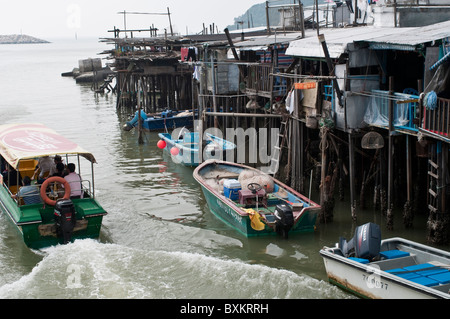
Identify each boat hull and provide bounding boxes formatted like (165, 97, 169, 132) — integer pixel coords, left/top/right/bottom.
(320, 237, 450, 299)
(194, 160, 320, 237)
(143, 115, 194, 131)
(125, 110, 195, 132)
(199, 182, 318, 237)
(0, 186, 106, 250)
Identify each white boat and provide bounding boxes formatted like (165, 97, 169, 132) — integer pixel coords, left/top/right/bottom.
(320, 223, 450, 299)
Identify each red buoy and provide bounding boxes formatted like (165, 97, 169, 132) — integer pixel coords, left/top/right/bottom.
(157, 140, 166, 149)
(170, 147, 179, 155)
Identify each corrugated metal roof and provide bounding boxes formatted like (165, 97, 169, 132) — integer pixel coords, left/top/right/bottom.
(286, 26, 402, 58)
(285, 20, 450, 59)
(234, 32, 303, 48)
(364, 20, 450, 47)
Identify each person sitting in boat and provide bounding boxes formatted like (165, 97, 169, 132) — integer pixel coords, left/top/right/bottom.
(63, 163, 83, 199)
(32, 156, 54, 183)
(14, 176, 42, 205)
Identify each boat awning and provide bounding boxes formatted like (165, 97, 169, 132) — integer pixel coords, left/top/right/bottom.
(0, 123, 96, 169)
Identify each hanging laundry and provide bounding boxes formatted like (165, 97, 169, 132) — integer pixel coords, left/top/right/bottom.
(187, 46, 197, 62)
(286, 89, 295, 114)
(285, 89, 304, 114)
(181, 47, 189, 61)
(193, 65, 201, 81)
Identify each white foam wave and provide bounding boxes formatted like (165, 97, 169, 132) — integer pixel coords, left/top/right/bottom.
(0, 239, 350, 299)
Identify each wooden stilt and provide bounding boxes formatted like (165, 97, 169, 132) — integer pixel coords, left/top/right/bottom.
(348, 133, 357, 221)
(403, 135, 413, 227)
(319, 127, 328, 223)
(387, 76, 394, 230)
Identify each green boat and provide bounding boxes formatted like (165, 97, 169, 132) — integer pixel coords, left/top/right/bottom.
(193, 160, 320, 238)
(0, 123, 107, 249)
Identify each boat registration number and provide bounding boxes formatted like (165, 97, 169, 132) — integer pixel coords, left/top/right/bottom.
(362, 269, 389, 290)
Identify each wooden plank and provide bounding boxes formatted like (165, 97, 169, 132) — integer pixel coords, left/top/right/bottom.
(396, 99, 419, 104)
(428, 171, 439, 179)
(429, 159, 439, 169)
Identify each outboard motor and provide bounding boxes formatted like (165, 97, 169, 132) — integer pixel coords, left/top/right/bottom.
(54, 199, 77, 244)
(339, 222, 381, 260)
(123, 110, 147, 131)
(274, 204, 294, 239)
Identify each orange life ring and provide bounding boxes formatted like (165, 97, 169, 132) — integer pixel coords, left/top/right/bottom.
(40, 176, 71, 206)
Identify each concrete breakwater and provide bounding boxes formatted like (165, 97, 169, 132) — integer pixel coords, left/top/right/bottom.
(0, 34, 49, 44)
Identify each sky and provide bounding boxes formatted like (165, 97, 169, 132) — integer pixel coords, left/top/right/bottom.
(0, 0, 264, 40)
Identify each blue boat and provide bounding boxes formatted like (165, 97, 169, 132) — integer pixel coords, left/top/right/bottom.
(193, 160, 320, 237)
(123, 109, 196, 132)
(157, 130, 236, 167)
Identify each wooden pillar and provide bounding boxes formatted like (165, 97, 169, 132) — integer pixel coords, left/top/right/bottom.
(300, 121, 305, 193)
(348, 132, 357, 220)
(387, 76, 394, 230)
(152, 75, 157, 112)
(403, 135, 413, 227)
(319, 126, 328, 223)
(210, 54, 218, 128)
(137, 78, 143, 144)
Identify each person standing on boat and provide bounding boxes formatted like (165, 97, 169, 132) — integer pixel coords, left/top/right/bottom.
(64, 163, 83, 199)
(14, 176, 42, 205)
(32, 155, 54, 183)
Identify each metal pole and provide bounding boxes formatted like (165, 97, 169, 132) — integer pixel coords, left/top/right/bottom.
(205, 112, 282, 118)
(318, 34, 343, 107)
(167, 7, 174, 36)
(266, 1, 271, 35)
(387, 76, 394, 230)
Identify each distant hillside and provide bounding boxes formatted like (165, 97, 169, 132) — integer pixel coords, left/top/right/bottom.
(227, 0, 315, 30)
(0, 34, 50, 44)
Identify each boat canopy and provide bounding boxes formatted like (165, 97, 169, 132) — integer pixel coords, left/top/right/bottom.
(0, 123, 96, 169)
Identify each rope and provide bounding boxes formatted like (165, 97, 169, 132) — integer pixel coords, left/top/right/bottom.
(319, 118, 335, 129)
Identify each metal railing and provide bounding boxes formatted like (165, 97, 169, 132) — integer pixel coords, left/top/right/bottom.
(9, 179, 94, 207)
(423, 97, 450, 138)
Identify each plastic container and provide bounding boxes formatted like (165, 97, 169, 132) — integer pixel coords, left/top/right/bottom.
(223, 179, 241, 200)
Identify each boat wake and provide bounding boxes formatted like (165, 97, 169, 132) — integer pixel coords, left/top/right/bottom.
(0, 239, 351, 299)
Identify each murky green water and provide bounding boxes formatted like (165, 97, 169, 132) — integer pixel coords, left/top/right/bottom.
(0, 38, 443, 301)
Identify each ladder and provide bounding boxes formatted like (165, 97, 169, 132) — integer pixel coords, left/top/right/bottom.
(428, 144, 439, 215)
(268, 115, 289, 176)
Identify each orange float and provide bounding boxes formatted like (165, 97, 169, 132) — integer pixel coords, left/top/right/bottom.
(40, 176, 71, 206)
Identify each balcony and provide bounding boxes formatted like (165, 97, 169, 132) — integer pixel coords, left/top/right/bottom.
(363, 90, 420, 134)
(422, 96, 450, 139)
(245, 65, 288, 98)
